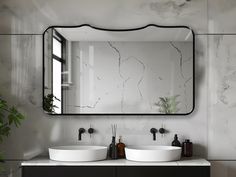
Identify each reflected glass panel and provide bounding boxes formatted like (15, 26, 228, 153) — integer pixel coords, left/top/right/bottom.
(53, 38, 62, 58)
(53, 59, 62, 114)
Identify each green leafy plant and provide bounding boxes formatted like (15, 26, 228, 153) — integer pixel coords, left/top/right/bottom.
(154, 95, 180, 114)
(0, 97, 25, 143)
(0, 96, 25, 173)
(43, 94, 60, 113)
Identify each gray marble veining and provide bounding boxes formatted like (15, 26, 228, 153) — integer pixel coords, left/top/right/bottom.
(208, 0, 236, 33)
(61, 41, 193, 114)
(0, 0, 207, 34)
(208, 35, 236, 160)
(0, 35, 208, 162)
(5, 0, 236, 175)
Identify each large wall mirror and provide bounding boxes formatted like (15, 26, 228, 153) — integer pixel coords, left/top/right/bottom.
(43, 24, 194, 115)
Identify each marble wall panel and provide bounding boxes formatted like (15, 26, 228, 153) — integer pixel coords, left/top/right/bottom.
(208, 35, 236, 160)
(0, 35, 208, 160)
(208, 0, 236, 33)
(0, 0, 207, 34)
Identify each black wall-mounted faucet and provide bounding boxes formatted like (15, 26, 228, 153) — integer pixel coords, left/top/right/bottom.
(159, 127, 166, 134)
(150, 128, 158, 141)
(88, 127, 94, 134)
(88, 127, 94, 138)
(78, 128, 86, 141)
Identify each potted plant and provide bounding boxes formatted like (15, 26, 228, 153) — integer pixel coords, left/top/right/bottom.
(0, 96, 25, 162)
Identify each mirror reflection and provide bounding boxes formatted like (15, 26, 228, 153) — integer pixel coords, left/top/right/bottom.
(43, 25, 194, 115)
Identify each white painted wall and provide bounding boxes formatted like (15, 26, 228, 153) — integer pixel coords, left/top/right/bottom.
(0, 0, 235, 177)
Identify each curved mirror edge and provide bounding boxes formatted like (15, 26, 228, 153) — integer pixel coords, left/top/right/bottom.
(43, 25, 195, 115)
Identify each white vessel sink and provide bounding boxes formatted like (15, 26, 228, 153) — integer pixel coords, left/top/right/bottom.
(49, 145, 108, 162)
(125, 146, 181, 162)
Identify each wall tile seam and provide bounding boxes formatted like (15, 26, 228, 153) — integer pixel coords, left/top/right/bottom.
(196, 33, 236, 35)
(0, 34, 42, 35)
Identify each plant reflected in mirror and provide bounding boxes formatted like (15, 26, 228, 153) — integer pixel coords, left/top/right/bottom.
(154, 95, 180, 114)
(43, 94, 60, 113)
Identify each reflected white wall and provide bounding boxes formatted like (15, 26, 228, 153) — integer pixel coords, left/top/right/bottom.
(64, 41, 193, 114)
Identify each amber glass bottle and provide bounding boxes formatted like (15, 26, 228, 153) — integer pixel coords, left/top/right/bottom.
(182, 139, 193, 157)
(116, 136, 126, 158)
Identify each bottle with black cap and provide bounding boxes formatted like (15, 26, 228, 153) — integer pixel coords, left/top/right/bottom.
(171, 134, 181, 147)
(182, 139, 193, 157)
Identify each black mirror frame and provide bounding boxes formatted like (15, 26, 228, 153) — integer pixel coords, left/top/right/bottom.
(42, 24, 195, 116)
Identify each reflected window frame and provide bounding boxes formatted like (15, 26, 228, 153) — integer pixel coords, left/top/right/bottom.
(52, 30, 66, 114)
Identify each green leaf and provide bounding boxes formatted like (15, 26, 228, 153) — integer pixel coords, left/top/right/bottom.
(154, 95, 180, 114)
(44, 94, 61, 113)
(0, 99, 7, 108)
(0, 95, 25, 145)
(0, 123, 10, 137)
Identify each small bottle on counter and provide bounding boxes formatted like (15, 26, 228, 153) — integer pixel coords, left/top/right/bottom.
(116, 136, 126, 159)
(109, 136, 118, 159)
(171, 134, 181, 147)
(182, 139, 193, 157)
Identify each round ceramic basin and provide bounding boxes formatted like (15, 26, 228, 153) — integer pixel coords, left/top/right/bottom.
(125, 146, 181, 162)
(49, 145, 108, 162)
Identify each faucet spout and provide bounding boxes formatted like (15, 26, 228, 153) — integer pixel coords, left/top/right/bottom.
(150, 128, 158, 141)
(78, 128, 86, 141)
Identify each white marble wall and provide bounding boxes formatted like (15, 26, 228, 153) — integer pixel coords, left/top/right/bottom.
(208, 35, 236, 160)
(207, 1, 236, 176)
(0, 0, 236, 177)
(0, 35, 208, 177)
(208, 0, 236, 33)
(0, 0, 207, 34)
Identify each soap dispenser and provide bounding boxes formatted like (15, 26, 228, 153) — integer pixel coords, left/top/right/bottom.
(171, 134, 181, 147)
(116, 136, 126, 159)
(182, 139, 193, 157)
